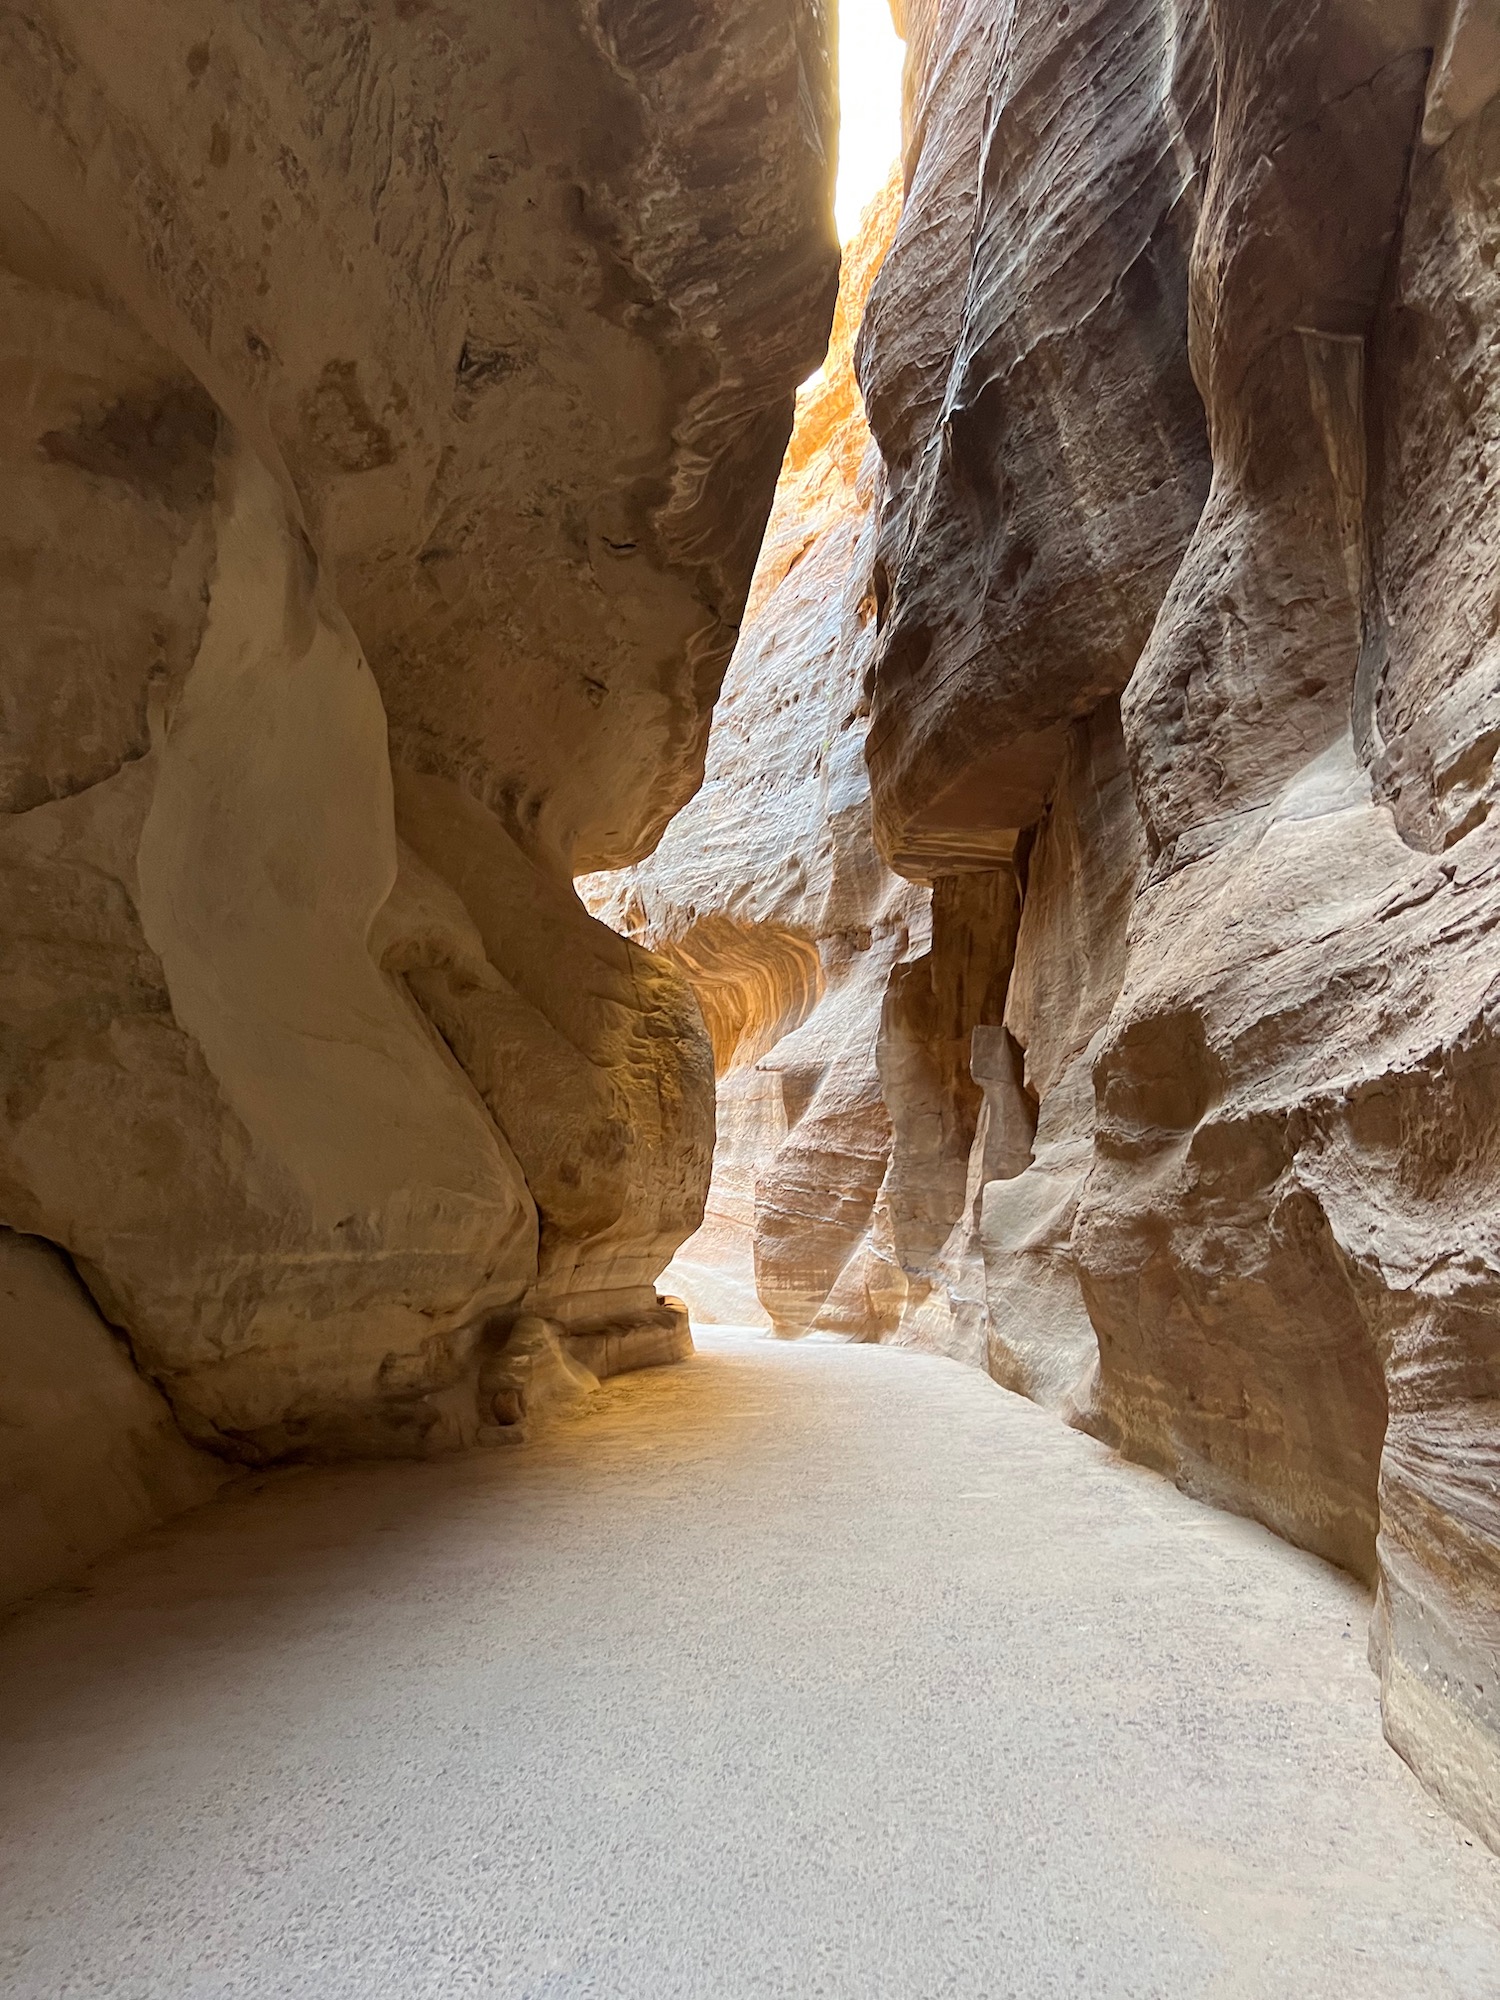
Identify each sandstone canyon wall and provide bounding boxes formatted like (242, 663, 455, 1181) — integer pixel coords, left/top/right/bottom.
(599, 0, 1500, 1852)
(864, 0, 1500, 1855)
(0, 0, 838, 1604)
(584, 174, 1018, 1358)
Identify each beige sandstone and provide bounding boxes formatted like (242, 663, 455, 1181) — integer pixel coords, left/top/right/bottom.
(855, 0, 1213, 875)
(0, 0, 836, 1593)
(851, 0, 1500, 1851)
(1076, 0, 1500, 1853)
(980, 699, 1146, 1412)
(592, 0, 1500, 1856)
(4, 0, 1497, 1877)
(0, 1228, 225, 1606)
(586, 175, 1016, 1352)
(585, 175, 912, 1334)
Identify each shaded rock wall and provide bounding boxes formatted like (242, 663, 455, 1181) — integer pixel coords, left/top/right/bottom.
(981, 698, 1146, 1411)
(853, 0, 1500, 1851)
(0, 1228, 226, 1606)
(0, 0, 836, 1591)
(855, 0, 1214, 872)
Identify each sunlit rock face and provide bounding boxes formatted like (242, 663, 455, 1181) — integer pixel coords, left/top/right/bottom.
(0, 0, 837, 1557)
(584, 174, 1016, 1351)
(856, 0, 1500, 1849)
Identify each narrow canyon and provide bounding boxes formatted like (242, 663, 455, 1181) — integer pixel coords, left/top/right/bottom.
(2, 0, 1499, 1989)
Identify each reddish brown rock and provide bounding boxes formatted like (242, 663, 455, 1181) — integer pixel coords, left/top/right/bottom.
(855, 0, 1213, 874)
(981, 699, 1144, 1410)
(1080, 0, 1500, 1852)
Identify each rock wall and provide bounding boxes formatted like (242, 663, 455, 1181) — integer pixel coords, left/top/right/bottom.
(591, 0, 1500, 1853)
(855, 0, 1500, 1851)
(856, 0, 1214, 873)
(584, 174, 1017, 1352)
(0, 0, 837, 1594)
(0, 1228, 226, 1607)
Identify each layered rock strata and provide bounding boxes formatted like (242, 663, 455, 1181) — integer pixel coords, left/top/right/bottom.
(855, 0, 1214, 873)
(585, 174, 1017, 1352)
(0, 1228, 226, 1608)
(855, 0, 1500, 1851)
(594, 0, 1500, 1855)
(0, 0, 836, 1593)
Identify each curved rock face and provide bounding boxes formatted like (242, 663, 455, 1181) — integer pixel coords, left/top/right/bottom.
(851, 0, 1500, 1849)
(0, 1228, 226, 1606)
(585, 175, 1017, 1349)
(0, 0, 836, 1536)
(1078, 0, 1500, 1855)
(855, 0, 1214, 874)
(980, 697, 1145, 1413)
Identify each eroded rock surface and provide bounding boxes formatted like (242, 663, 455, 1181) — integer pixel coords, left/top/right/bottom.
(0, 0, 836, 1586)
(585, 175, 1016, 1351)
(849, 0, 1500, 1851)
(0, 1229, 225, 1606)
(599, 0, 1500, 1857)
(855, 0, 1213, 873)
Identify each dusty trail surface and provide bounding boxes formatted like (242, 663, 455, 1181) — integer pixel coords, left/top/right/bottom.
(1, 1333, 1496, 1998)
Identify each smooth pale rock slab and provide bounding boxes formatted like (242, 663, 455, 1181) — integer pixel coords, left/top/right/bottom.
(564, 1300, 695, 1381)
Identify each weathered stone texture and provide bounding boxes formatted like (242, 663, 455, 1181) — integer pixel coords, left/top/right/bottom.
(585, 174, 1017, 1349)
(855, 0, 1213, 873)
(981, 699, 1145, 1411)
(0, 1229, 225, 1607)
(849, 0, 1500, 1851)
(0, 0, 836, 1590)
